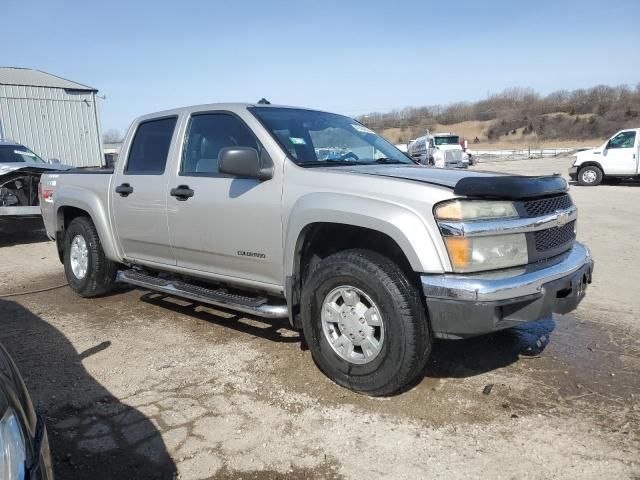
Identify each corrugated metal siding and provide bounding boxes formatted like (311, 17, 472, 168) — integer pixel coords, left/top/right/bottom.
(0, 84, 102, 167)
(0, 67, 96, 91)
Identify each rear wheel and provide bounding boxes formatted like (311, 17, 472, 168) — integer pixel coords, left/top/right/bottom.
(64, 216, 117, 297)
(578, 165, 603, 186)
(301, 249, 431, 396)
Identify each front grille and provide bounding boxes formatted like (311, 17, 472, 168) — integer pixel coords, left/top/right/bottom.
(533, 221, 576, 252)
(523, 194, 573, 217)
(444, 150, 462, 163)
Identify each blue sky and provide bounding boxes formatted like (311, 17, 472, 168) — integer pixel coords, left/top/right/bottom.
(4, 0, 639, 132)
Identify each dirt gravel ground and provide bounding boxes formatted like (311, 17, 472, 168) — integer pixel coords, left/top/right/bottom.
(0, 157, 638, 479)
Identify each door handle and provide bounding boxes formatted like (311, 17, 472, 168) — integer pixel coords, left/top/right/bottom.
(170, 185, 195, 201)
(115, 183, 133, 197)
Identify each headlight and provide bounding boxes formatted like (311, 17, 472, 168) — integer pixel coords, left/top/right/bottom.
(0, 409, 27, 480)
(435, 199, 527, 272)
(443, 233, 528, 273)
(435, 199, 518, 221)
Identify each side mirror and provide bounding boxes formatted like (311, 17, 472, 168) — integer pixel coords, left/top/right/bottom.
(48, 158, 61, 164)
(218, 147, 273, 181)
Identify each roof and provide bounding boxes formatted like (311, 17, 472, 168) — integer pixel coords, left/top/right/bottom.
(134, 102, 335, 124)
(0, 67, 97, 92)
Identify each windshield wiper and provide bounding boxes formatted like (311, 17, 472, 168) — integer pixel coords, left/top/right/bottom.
(299, 160, 359, 168)
(373, 158, 404, 164)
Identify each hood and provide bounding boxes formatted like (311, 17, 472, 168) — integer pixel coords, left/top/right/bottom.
(435, 144, 463, 151)
(576, 146, 600, 158)
(324, 164, 568, 199)
(335, 164, 500, 188)
(0, 162, 72, 177)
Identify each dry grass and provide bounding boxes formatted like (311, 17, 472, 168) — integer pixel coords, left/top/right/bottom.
(380, 118, 607, 149)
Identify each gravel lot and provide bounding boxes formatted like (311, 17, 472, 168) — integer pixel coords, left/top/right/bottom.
(0, 157, 638, 479)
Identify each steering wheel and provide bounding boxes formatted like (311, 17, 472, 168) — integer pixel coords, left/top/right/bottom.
(339, 152, 359, 161)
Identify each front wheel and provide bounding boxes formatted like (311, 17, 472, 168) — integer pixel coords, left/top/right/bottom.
(301, 249, 431, 396)
(64, 216, 117, 297)
(578, 165, 603, 186)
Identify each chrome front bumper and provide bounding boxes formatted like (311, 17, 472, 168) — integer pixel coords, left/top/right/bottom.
(421, 242, 594, 339)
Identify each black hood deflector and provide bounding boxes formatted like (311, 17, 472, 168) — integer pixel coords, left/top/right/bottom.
(338, 164, 569, 200)
(453, 175, 568, 199)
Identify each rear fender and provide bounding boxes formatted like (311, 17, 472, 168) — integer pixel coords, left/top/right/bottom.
(54, 186, 120, 262)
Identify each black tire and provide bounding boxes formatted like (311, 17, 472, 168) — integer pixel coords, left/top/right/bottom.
(301, 249, 431, 396)
(63, 216, 117, 297)
(428, 157, 435, 166)
(578, 165, 603, 186)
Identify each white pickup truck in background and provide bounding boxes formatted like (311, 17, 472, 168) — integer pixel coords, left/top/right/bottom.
(570, 128, 640, 185)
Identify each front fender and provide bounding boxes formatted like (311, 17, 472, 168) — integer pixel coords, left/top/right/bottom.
(283, 192, 446, 277)
(575, 149, 601, 166)
(54, 186, 120, 262)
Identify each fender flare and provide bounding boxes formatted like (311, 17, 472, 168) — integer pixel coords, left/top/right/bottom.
(283, 192, 445, 279)
(54, 186, 120, 262)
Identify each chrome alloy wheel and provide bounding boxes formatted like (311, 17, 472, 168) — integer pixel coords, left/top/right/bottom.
(581, 169, 597, 184)
(70, 234, 89, 279)
(321, 286, 385, 365)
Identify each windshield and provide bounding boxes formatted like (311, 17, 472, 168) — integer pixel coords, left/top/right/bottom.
(0, 145, 46, 163)
(249, 107, 413, 166)
(434, 136, 459, 146)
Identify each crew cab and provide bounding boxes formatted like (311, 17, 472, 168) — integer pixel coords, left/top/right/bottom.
(569, 128, 640, 185)
(40, 103, 593, 396)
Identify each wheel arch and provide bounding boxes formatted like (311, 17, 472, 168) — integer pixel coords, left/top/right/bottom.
(577, 161, 605, 174)
(54, 196, 120, 263)
(283, 193, 444, 327)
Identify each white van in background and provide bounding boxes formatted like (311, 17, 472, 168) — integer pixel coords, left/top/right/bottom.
(570, 128, 640, 185)
(408, 132, 469, 168)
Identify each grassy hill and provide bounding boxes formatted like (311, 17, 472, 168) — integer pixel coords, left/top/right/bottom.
(359, 85, 640, 149)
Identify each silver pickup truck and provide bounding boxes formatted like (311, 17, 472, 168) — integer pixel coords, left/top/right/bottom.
(40, 103, 593, 395)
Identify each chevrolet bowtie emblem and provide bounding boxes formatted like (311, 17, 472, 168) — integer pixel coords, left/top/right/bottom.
(556, 211, 569, 227)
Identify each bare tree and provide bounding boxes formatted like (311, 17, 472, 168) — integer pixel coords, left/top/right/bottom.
(102, 129, 123, 144)
(358, 83, 640, 142)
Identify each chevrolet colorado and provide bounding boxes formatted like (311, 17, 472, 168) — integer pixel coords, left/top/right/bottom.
(40, 103, 594, 395)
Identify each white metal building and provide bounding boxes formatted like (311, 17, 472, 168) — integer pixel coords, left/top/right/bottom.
(0, 67, 103, 167)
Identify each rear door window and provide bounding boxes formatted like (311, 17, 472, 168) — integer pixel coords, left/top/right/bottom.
(125, 117, 177, 174)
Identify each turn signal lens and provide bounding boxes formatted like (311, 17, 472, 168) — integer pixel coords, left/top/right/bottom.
(444, 237, 470, 270)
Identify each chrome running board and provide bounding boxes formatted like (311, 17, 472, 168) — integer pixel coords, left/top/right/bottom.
(117, 270, 288, 319)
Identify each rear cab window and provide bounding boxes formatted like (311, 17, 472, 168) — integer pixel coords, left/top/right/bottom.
(125, 117, 177, 174)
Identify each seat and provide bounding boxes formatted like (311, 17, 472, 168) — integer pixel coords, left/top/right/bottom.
(195, 137, 224, 173)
